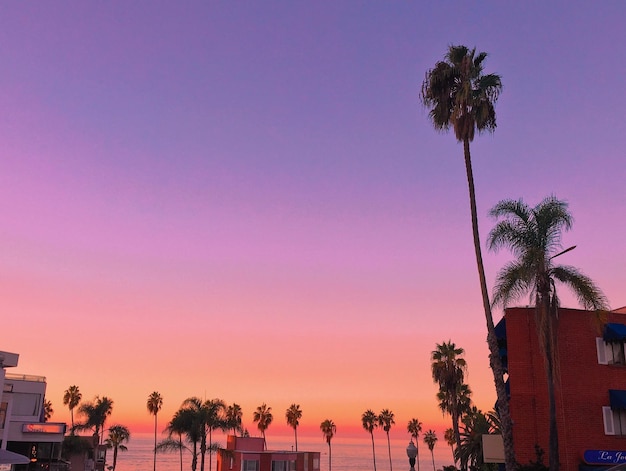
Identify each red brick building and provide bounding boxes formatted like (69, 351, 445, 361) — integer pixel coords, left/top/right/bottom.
(216, 436, 320, 471)
(497, 306, 626, 471)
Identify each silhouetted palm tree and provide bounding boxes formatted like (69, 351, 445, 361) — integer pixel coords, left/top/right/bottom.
(253, 403, 273, 450)
(431, 341, 467, 470)
(78, 396, 113, 444)
(63, 385, 81, 434)
(378, 409, 395, 471)
(444, 428, 455, 464)
(286, 404, 303, 451)
(160, 407, 198, 471)
(147, 391, 163, 471)
(457, 407, 499, 471)
(423, 430, 437, 471)
(182, 397, 225, 471)
(407, 418, 422, 471)
(421, 45, 514, 471)
(362, 409, 378, 471)
(43, 399, 53, 422)
(320, 419, 336, 471)
(488, 196, 609, 471)
(105, 424, 130, 471)
(225, 403, 243, 436)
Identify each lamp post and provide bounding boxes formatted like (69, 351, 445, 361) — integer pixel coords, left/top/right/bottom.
(407, 440, 417, 471)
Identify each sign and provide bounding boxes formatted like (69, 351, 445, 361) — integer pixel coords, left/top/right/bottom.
(22, 423, 66, 434)
(584, 450, 626, 465)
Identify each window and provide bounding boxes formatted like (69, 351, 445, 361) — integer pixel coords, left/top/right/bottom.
(243, 460, 259, 471)
(272, 462, 287, 471)
(11, 393, 41, 416)
(603, 406, 626, 435)
(0, 402, 7, 429)
(597, 338, 626, 365)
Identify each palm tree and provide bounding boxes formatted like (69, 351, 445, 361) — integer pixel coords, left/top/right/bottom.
(488, 196, 609, 471)
(407, 419, 422, 471)
(421, 45, 514, 471)
(285, 404, 303, 451)
(444, 428, 455, 464)
(361, 409, 378, 471)
(161, 407, 200, 471)
(225, 403, 243, 436)
(78, 396, 114, 444)
(105, 424, 130, 471)
(437, 383, 472, 422)
(63, 385, 81, 434)
(43, 399, 53, 422)
(182, 397, 226, 471)
(320, 419, 336, 471)
(378, 409, 395, 471)
(253, 403, 273, 450)
(423, 430, 438, 471)
(457, 407, 499, 471)
(147, 391, 163, 471)
(431, 341, 466, 471)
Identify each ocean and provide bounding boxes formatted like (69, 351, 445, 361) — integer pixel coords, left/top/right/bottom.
(109, 433, 454, 471)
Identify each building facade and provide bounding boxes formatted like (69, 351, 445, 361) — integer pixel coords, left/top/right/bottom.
(216, 436, 321, 471)
(498, 307, 626, 471)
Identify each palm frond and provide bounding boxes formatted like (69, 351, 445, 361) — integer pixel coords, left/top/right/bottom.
(551, 265, 609, 310)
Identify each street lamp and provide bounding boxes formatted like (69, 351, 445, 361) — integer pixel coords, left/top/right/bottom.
(407, 440, 417, 471)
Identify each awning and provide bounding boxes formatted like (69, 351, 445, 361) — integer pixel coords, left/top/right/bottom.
(0, 449, 30, 465)
(604, 323, 626, 342)
(609, 390, 626, 410)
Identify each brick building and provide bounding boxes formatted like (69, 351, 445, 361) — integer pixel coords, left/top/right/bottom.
(497, 306, 626, 471)
(216, 436, 320, 471)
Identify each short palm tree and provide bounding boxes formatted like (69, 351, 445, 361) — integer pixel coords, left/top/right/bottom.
(457, 407, 498, 471)
(161, 407, 200, 471)
(253, 403, 273, 450)
(43, 399, 53, 422)
(105, 424, 130, 471)
(362, 409, 378, 471)
(444, 428, 455, 464)
(63, 385, 81, 434)
(378, 409, 395, 471)
(320, 419, 336, 471)
(78, 396, 114, 444)
(147, 391, 163, 471)
(285, 404, 302, 451)
(225, 403, 243, 436)
(423, 430, 438, 471)
(421, 45, 514, 471)
(407, 418, 422, 471)
(488, 196, 609, 471)
(431, 341, 466, 471)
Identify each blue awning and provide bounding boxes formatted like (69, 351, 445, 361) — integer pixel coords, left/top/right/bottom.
(609, 390, 626, 409)
(604, 323, 626, 342)
(495, 318, 506, 340)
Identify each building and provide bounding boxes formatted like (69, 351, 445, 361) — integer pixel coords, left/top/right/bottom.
(497, 306, 626, 471)
(0, 351, 67, 471)
(216, 436, 321, 471)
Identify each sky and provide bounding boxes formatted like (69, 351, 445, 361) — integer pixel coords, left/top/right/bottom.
(1, 1, 625, 442)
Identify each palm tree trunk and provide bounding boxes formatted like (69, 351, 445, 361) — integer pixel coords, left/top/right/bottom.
(328, 442, 332, 471)
(431, 450, 435, 471)
(463, 137, 516, 471)
(370, 432, 377, 471)
(452, 406, 464, 471)
(387, 432, 393, 471)
(295, 427, 298, 452)
(178, 434, 183, 471)
(154, 413, 158, 471)
(416, 437, 420, 471)
(113, 447, 118, 471)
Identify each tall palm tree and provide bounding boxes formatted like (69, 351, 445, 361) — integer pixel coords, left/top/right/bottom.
(253, 403, 273, 450)
(423, 430, 438, 471)
(285, 404, 303, 451)
(361, 409, 378, 471)
(226, 403, 243, 437)
(444, 428, 456, 464)
(182, 397, 226, 471)
(431, 341, 466, 471)
(378, 409, 395, 471)
(147, 391, 163, 471)
(63, 385, 81, 434)
(105, 424, 130, 471)
(488, 196, 609, 471)
(320, 419, 336, 471)
(43, 399, 53, 422)
(407, 419, 422, 471)
(78, 396, 114, 444)
(161, 407, 200, 471)
(421, 45, 514, 471)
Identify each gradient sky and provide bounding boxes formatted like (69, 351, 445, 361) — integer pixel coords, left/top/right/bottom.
(1, 1, 624, 441)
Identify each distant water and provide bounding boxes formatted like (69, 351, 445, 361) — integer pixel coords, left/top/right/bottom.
(110, 433, 453, 471)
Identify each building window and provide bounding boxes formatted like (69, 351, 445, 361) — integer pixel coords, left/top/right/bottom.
(0, 402, 7, 428)
(597, 338, 626, 365)
(603, 406, 626, 435)
(243, 460, 259, 471)
(11, 393, 41, 416)
(272, 461, 287, 471)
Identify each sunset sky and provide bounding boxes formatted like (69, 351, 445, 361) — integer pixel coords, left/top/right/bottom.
(1, 2, 624, 442)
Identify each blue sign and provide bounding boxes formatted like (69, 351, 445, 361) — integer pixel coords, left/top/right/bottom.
(584, 450, 626, 465)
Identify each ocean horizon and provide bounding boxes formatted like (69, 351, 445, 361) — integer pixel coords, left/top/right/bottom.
(104, 432, 454, 471)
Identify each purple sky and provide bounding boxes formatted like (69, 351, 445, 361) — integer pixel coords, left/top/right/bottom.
(1, 2, 624, 436)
